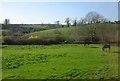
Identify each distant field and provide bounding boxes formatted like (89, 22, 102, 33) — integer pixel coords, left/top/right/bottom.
(2, 44, 118, 79)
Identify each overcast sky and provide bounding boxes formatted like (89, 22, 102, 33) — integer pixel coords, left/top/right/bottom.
(0, 2, 118, 24)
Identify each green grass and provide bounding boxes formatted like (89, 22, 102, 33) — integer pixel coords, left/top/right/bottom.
(22, 26, 77, 38)
(2, 44, 118, 79)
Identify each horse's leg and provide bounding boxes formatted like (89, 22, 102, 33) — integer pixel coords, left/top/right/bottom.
(87, 43, 89, 46)
(109, 47, 110, 52)
(84, 43, 86, 46)
(102, 47, 104, 51)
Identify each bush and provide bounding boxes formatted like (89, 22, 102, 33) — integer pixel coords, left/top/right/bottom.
(3, 36, 66, 45)
(3, 37, 17, 45)
(17, 38, 49, 45)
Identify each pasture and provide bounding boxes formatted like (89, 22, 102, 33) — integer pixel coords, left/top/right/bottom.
(2, 44, 118, 79)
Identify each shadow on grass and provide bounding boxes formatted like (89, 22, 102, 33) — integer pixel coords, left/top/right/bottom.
(89, 46, 99, 48)
(112, 51, 120, 54)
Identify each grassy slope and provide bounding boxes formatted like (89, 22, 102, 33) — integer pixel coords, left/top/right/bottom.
(22, 23, 118, 42)
(22, 26, 77, 38)
(2, 44, 118, 79)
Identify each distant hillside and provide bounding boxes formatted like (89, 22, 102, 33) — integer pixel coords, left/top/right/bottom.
(2, 24, 63, 35)
(22, 23, 119, 43)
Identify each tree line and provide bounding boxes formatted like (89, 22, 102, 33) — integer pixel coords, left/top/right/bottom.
(61, 11, 119, 27)
(3, 11, 120, 27)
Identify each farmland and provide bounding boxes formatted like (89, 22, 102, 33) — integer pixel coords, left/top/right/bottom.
(1, 2, 119, 80)
(2, 44, 118, 79)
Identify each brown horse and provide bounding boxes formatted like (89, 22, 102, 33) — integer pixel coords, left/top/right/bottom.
(84, 41, 90, 46)
(102, 44, 111, 51)
(84, 38, 91, 46)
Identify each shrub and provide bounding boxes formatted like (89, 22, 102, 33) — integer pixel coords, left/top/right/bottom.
(3, 35, 66, 45)
(28, 35, 38, 39)
(3, 37, 17, 45)
(17, 38, 49, 45)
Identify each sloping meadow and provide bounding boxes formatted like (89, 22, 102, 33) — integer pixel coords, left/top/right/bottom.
(22, 23, 118, 43)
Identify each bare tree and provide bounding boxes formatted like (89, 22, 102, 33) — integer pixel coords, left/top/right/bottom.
(55, 20, 60, 25)
(78, 17, 86, 25)
(101, 18, 109, 23)
(4, 19, 10, 24)
(65, 17, 71, 27)
(85, 11, 105, 24)
(73, 18, 77, 26)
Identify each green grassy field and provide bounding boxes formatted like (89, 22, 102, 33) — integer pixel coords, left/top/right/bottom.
(2, 44, 118, 79)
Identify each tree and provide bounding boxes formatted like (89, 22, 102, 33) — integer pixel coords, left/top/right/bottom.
(100, 18, 109, 23)
(4, 19, 10, 24)
(78, 17, 86, 25)
(55, 20, 60, 25)
(72, 18, 77, 26)
(65, 17, 71, 27)
(85, 11, 105, 24)
(114, 21, 118, 24)
(118, 20, 120, 24)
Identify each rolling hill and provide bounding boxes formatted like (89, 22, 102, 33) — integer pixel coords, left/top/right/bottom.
(22, 23, 119, 43)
